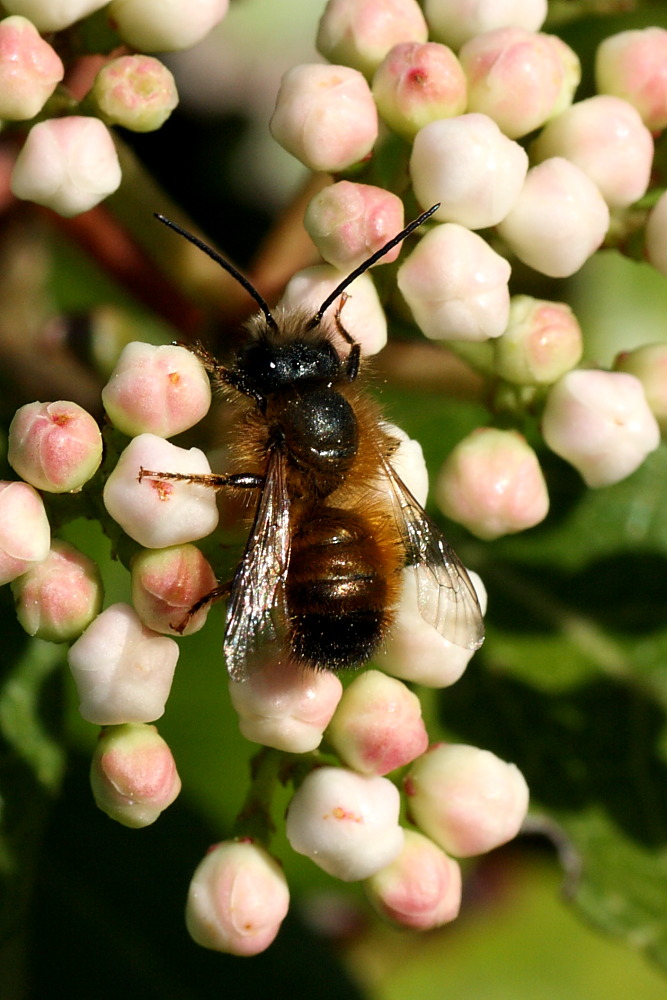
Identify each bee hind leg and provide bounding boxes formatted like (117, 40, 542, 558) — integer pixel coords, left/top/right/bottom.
(171, 580, 232, 634)
(137, 468, 264, 490)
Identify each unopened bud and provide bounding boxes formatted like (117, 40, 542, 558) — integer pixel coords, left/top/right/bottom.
(304, 181, 404, 272)
(404, 743, 529, 857)
(494, 296, 583, 386)
(0, 15, 63, 120)
(92, 55, 178, 133)
(90, 723, 181, 828)
(108, 0, 230, 53)
(8, 400, 102, 493)
(615, 343, 667, 435)
(317, 0, 428, 78)
(424, 0, 547, 50)
(2, 0, 108, 32)
(131, 544, 217, 636)
(0, 481, 50, 586)
(326, 670, 428, 774)
(12, 539, 102, 642)
(595, 27, 667, 132)
(436, 428, 549, 540)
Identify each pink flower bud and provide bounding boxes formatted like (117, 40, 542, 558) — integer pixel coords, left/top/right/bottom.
(0, 481, 50, 586)
(404, 743, 529, 857)
(12, 539, 102, 642)
(2, 0, 108, 32)
(595, 27, 667, 132)
(496, 158, 609, 278)
(68, 602, 179, 724)
(286, 767, 404, 881)
(101, 341, 211, 438)
(365, 829, 461, 929)
(541, 369, 660, 488)
(92, 55, 178, 133)
(383, 567, 487, 687)
(410, 113, 528, 228)
(11, 116, 121, 218)
(615, 343, 667, 434)
(372, 41, 467, 140)
(0, 15, 64, 120)
(103, 434, 219, 549)
(278, 268, 386, 355)
(494, 296, 583, 386)
(8, 400, 102, 493)
(317, 0, 428, 78)
(90, 723, 181, 828)
(644, 191, 667, 278)
(131, 544, 217, 636)
(228, 658, 343, 753)
(326, 670, 428, 775)
(424, 0, 547, 50)
(270, 63, 378, 173)
(436, 428, 549, 540)
(186, 840, 289, 955)
(397, 223, 511, 341)
(458, 27, 579, 139)
(108, 0, 229, 53)
(304, 182, 404, 271)
(531, 96, 653, 209)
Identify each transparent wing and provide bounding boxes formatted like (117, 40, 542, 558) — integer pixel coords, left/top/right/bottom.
(380, 453, 485, 651)
(224, 448, 291, 680)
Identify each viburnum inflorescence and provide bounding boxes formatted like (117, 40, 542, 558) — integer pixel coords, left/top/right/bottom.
(5, 0, 667, 963)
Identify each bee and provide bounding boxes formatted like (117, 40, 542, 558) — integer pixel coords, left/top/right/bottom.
(140, 205, 484, 679)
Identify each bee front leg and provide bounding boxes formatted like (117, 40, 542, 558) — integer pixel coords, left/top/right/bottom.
(137, 468, 265, 490)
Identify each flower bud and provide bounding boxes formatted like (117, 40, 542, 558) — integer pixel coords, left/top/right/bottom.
(278, 268, 386, 355)
(8, 400, 102, 493)
(101, 341, 211, 439)
(0, 481, 50, 586)
(0, 15, 64, 120)
(286, 767, 404, 881)
(108, 0, 229, 53)
(317, 0, 427, 78)
(595, 27, 667, 132)
(410, 113, 528, 229)
(382, 422, 428, 505)
(326, 670, 428, 775)
(11, 117, 121, 218)
(397, 223, 511, 342)
(424, 0, 547, 51)
(531, 95, 653, 209)
(68, 602, 179, 725)
(228, 658, 343, 753)
(496, 158, 609, 279)
(304, 182, 404, 272)
(615, 344, 667, 435)
(131, 544, 217, 636)
(383, 567, 487, 687)
(186, 841, 289, 955)
(103, 434, 219, 549)
(2, 0, 108, 32)
(493, 296, 583, 386)
(92, 55, 178, 133)
(436, 428, 549, 540)
(458, 28, 579, 139)
(12, 539, 102, 642)
(404, 743, 529, 857)
(270, 63, 378, 173)
(365, 829, 461, 929)
(372, 41, 467, 140)
(541, 369, 660, 488)
(90, 723, 181, 828)
(644, 191, 667, 279)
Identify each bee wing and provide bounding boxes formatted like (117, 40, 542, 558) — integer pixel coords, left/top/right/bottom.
(224, 448, 291, 680)
(380, 454, 485, 651)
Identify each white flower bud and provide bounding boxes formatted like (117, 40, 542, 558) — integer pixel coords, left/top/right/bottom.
(108, 0, 229, 53)
(286, 767, 404, 881)
(2, 0, 108, 32)
(317, 0, 428, 79)
(424, 0, 547, 51)
(410, 113, 528, 229)
(0, 481, 50, 586)
(397, 223, 510, 342)
(542, 369, 660, 488)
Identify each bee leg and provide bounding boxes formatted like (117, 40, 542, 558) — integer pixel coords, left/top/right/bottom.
(138, 468, 265, 490)
(171, 580, 233, 634)
(333, 294, 361, 382)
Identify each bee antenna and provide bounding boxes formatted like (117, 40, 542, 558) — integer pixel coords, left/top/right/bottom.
(154, 214, 278, 331)
(307, 203, 440, 329)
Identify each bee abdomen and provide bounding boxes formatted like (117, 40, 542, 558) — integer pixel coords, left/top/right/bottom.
(286, 507, 398, 670)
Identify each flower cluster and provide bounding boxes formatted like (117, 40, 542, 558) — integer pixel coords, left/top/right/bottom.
(269, 0, 667, 540)
(1, 339, 527, 955)
(2, 0, 229, 217)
